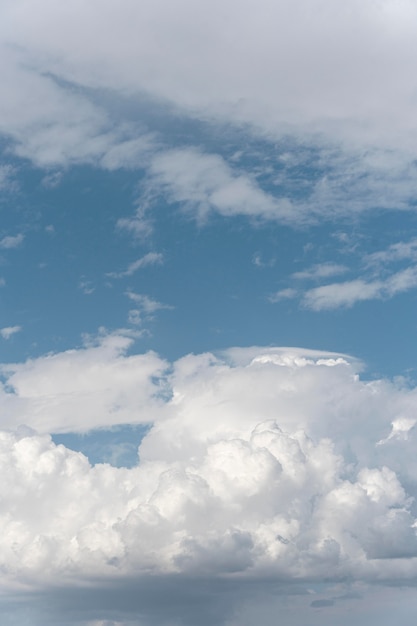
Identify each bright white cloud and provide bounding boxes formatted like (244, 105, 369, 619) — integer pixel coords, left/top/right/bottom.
(1, 345, 417, 596)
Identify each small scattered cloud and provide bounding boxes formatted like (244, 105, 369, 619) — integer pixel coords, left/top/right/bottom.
(0, 164, 18, 192)
(292, 263, 348, 281)
(41, 171, 63, 188)
(252, 253, 275, 268)
(79, 278, 95, 295)
(0, 233, 24, 249)
(271, 239, 417, 311)
(107, 252, 163, 279)
(0, 325, 21, 339)
(126, 291, 173, 326)
(268, 288, 298, 303)
(303, 266, 417, 311)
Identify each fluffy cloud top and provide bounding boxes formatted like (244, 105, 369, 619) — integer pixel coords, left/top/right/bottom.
(1, 340, 417, 598)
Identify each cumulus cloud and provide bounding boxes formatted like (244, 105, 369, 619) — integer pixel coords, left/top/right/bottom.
(2, 345, 417, 593)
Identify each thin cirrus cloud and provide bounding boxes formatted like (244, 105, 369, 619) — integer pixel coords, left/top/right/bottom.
(1, 341, 417, 623)
(106, 252, 164, 279)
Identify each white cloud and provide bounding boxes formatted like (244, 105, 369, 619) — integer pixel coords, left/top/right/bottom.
(292, 263, 348, 281)
(1, 345, 417, 599)
(0, 330, 168, 433)
(0, 164, 17, 192)
(303, 266, 417, 310)
(268, 288, 298, 303)
(2, 0, 417, 152)
(107, 252, 163, 279)
(0, 233, 24, 249)
(365, 237, 417, 267)
(147, 147, 294, 222)
(0, 1, 417, 229)
(0, 326, 21, 340)
(303, 278, 383, 310)
(125, 291, 173, 327)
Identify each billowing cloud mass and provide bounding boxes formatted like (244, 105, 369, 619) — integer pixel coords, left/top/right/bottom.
(2, 2, 417, 624)
(2, 339, 417, 609)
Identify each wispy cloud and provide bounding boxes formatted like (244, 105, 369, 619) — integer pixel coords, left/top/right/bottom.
(0, 233, 24, 249)
(147, 147, 294, 223)
(292, 262, 348, 281)
(0, 325, 21, 339)
(126, 291, 173, 326)
(365, 237, 417, 267)
(107, 252, 163, 279)
(303, 266, 417, 311)
(268, 288, 298, 303)
(271, 239, 417, 311)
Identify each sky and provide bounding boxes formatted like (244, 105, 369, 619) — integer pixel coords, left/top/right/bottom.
(2, 1, 417, 624)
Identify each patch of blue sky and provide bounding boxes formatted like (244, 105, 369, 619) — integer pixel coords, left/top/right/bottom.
(51, 424, 150, 468)
(1, 147, 417, 380)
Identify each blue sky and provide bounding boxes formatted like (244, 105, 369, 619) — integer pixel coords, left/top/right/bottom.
(2, 1, 417, 625)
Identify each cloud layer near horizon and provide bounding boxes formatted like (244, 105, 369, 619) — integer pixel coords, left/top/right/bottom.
(2, 337, 417, 599)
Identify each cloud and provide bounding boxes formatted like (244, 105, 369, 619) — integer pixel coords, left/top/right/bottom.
(292, 263, 348, 281)
(0, 326, 21, 340)
(303, 266, 417, 310)
(125, 292, 173, 327)
(147, 147, 294, 222)
(268, 288, 298, 303)
(2, 344, 417, 621)
(365, 237, 417, 267)
(2, 346, 417, 573)
(0, 164, 17, 192)
(1, 1, 417, 228)
(0, 233, 24, 249)
(3, 0, 417, 153)
(0, 330, 168, 433)
(107, 252, 164, 279)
